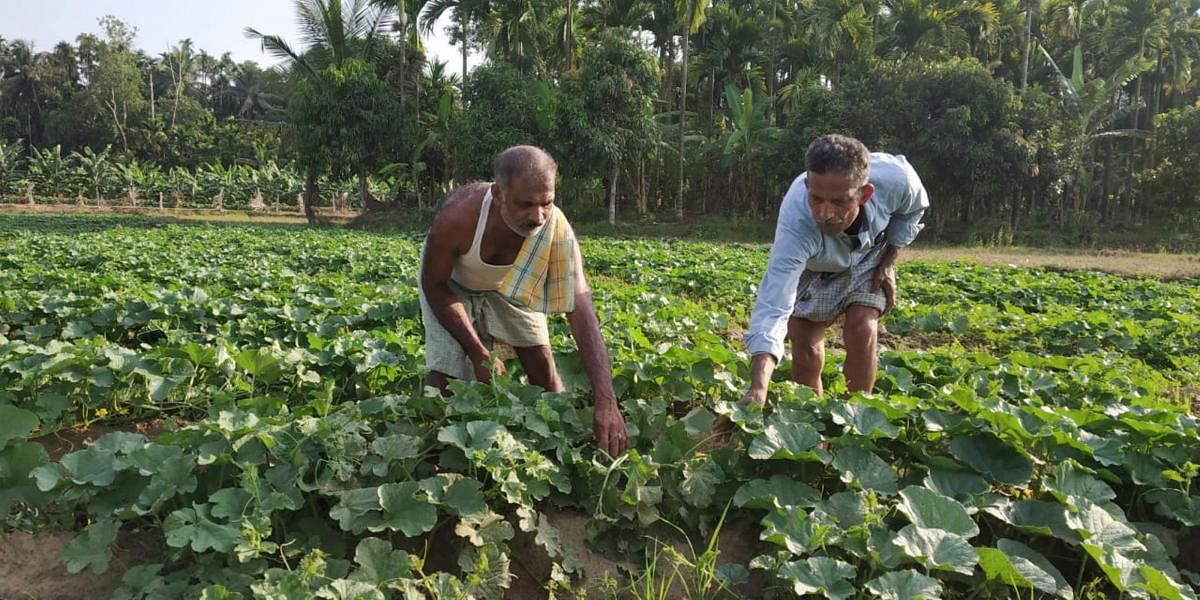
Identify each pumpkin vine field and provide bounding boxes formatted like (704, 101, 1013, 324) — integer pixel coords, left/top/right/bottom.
(1, 214, 1198, 599)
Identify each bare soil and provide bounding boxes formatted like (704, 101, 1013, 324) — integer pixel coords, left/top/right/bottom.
(0, 529, 161, 600)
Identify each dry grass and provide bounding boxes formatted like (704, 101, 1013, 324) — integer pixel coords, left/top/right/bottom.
(4, 204, 1197, 278)
(903, 246, 1200, 279)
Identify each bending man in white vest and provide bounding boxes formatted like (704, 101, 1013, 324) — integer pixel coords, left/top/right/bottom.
(420, 145, 629, 456)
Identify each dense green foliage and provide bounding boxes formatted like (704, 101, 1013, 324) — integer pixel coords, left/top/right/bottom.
(3, 0, 1200, 238)
(1, 213, 1198, 598)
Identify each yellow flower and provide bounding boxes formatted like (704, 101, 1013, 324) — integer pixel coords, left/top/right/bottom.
(95, 408, 110, 418)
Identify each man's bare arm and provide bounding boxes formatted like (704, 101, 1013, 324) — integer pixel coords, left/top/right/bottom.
(421, 199, 494, 381)
(565, 240, 628, 455)
(742, 353, 778, 406)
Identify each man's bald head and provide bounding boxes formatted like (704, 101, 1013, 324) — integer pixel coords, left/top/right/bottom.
(494, 145, 558, 190)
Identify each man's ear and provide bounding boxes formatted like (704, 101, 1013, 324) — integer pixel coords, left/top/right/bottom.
(490, 182, 502, 202)
(858, 183, 875, 205)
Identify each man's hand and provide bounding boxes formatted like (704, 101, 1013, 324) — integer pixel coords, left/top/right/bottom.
(594, 397, 628, 457)
(471, 352, 506, 383)
(871, 246, 899, 316)
(741, 386, 767, 407)
(871, 263, 896, 316)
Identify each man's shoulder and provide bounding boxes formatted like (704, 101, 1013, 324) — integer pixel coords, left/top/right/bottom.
(433, 183, 489, 230)
(868, 153, 925, 200)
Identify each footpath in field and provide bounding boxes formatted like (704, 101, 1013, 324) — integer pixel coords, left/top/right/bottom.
(1, 213, 1199, 599)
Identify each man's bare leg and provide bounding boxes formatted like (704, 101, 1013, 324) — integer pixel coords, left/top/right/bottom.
(514, 345, 564, 392)
(788, 316, 829, 396)
(426, 371, 451, 396)
(842, 304, 881, 393)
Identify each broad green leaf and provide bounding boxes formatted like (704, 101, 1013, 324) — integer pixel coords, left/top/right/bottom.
(455, 511, 514, 547)
(680, 457, 723, 507)
(0, 405, 39, 448)
(209, 488, 252, 521)
(733, 476, 819, 509)
(760, 508, 815, 554)
(747, 422, 821, 461)
(1144, 489, 1200, 527)
(440, 478, 487, 517)
(61, 518, 119, 574)
(316, 579, 385, 600)
(1135, 565, 1197, 600)
(897, 486, 979, 537)
(833, 446, 898, 495)
(984, 499, 1081, 543)
(778, 557, 856, 600)
(679, 407, 716, 435)
(1044, 460, 1116, 504)
(377, 482, 437, 537)
(371, 434, 421, 461)
(0, 441, 49, 513)
(977, 539, 1073, 599)
(816, 491, 867, 528)
(830, 403, 899, 439)
(61, 447, 117, 487)
(329, 487, 383, 533)
(894, 524, 978, 575)
(163, 503, 239, 553)
(949, 432, 1033, 485)
(1067, 500, 1143, 555)
(865, 569, 943, 600)
(924, 468, 989, 501)
(350, 538, 411, 587)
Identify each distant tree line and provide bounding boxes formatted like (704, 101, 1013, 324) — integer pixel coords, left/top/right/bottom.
(2, 0, 1200, 243)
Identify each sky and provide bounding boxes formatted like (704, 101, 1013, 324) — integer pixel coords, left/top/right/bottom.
(0, 0, 482, 73)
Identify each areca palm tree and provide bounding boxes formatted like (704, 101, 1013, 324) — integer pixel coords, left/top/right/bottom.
(478, 0, 546, 71)
(799, 0, 876, 85)
(691, 4, 768, 128)
(421, 0, 490, 81)
(675, 0, 710, 220)
(0, 40, 49, 146)
(1160, 0, 1200, 108)
(878, 0, 1000, 61)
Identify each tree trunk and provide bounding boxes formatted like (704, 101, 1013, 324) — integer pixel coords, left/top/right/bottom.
(359, 172, 372, 211)
(461, 15, 470, 83)
(1019, 7, 1031, 93)
(608, 160, 619, 225)
(675, 24, 690, 221)
(303, 168, 319, 224)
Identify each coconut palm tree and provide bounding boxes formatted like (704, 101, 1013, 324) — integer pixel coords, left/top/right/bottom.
(245, 0, 390, 77)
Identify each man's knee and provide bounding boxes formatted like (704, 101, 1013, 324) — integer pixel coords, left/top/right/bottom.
(843, 306, 879, 346)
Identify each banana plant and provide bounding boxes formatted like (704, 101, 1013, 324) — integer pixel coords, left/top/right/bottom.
(720, 84, 782, 216)
(168, 167, 200, 205)
(73, 146, 115, 202)
(1039, 42, 1153, 218)
(0, 139, 25, 197)
(28, 145, 73, 199)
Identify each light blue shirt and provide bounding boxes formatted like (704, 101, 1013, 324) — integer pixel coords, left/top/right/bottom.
(744, 153, 929, 361)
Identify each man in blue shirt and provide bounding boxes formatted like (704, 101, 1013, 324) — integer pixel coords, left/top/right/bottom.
(741, 134, 929, 405)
